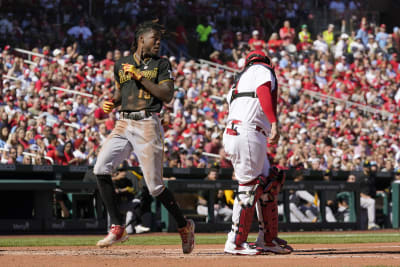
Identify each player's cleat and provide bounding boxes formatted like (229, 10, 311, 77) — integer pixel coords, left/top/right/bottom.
(368, 223, 380, 230)
(178, 219, 195, 254)
(96, 224, 129, 248)
(224, 240, 261, 255)
(273, 237, 294, 252)
(135, 224, 151, 234)
(254, 240, 291, 254)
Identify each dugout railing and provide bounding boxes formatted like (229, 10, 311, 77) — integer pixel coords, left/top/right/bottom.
(161, 180, 361, 232)
(0, 164, 398, 234)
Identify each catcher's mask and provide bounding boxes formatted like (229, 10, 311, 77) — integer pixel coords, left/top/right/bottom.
(245, 50, 271, 67)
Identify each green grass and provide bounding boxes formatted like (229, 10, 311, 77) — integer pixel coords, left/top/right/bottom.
(1, 232, 400, 247)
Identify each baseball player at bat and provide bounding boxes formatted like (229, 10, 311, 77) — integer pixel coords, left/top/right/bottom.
(223, 50, 291, 255)
(94, 20, 195, 253)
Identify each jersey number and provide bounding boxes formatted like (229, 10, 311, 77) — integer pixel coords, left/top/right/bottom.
(138, 88, 151, 99)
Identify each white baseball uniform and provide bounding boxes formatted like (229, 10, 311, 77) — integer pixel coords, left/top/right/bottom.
(223, 64, 277, 184)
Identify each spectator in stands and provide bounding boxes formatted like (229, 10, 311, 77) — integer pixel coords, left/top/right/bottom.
(356, 22, 369, 46)
(0, 13, 13, 35)
(204, 131, 221, 154)
(298, 25, 312, 44)
(175, 20, 189, 61)
(376, 24, 389, 50)
(1, 146, 17, 164)
(323, 24, 335, 46)
(0, 126, 9, 148)
(100, 51, 114, 70)
(349, 36, 365, 54)
(0, 112, 9, 130)
(279, 20, 295, 46)
(329, 0, 346, 19)
(94, 99, 109, 125)
(392, 27, 400, 52)
(209, 29, 223, 52)
(16, 127, 29, 150)
(232, 31, 247, 61)
(218, 148, 232, 168)
(267, 33, 283, 56)
(334, 33, 349, 59)
(196, 17, 213, 59)
(67, 19, 93, 43)
(248, 30, 267, 52)
(382, 158, 394, 172)
(22, 154, 32, 165)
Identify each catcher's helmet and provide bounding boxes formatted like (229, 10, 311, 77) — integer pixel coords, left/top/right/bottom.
(245, 50, 271, 67)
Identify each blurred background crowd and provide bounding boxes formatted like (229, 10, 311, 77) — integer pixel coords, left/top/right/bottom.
(0, 0, 400, 175)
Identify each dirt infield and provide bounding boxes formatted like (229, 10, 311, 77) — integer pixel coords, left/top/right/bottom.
(1, 242, 400, 267)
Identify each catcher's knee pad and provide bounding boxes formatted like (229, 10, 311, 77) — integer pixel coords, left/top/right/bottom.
(258, 167, 286, 195)
(257, 168, 284, 203)
(232, 182, 263, 245)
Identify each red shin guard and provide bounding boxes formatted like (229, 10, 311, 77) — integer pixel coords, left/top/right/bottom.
(258, 167, 285, 244)
(262, 199, 278, 244)
(234, 185, 263, 245)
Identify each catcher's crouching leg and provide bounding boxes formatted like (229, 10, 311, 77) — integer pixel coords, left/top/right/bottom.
(225, 181, 263, 255)
(254, 168, 293, 254)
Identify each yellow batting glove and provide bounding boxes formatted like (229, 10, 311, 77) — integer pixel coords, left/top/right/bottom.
(122, 63, 143, 81)
(103, 100, 114, 114)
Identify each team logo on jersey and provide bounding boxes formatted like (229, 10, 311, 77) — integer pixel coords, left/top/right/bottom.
(118, 68, 158, 84)
(141, 68, 158, 80)
(119, 70, 132, 84)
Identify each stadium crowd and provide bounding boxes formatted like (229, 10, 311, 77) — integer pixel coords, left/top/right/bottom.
(0, 0, 399, 177)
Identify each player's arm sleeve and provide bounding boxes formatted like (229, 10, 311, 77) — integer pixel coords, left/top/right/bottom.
(157, 58, 174, 85)
(256, 80, 277, 123)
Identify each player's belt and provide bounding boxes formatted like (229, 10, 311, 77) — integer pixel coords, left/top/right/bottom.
(225, 120, 267, 137)
(119, 110, 152, 120)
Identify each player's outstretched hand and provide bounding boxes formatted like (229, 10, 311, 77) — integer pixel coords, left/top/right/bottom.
(103, 100, 114, 114)
(122, 63, 143, 81)
(268, 122, 280, 145)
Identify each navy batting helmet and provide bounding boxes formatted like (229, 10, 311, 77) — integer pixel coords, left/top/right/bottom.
(245, 50, 271, 67)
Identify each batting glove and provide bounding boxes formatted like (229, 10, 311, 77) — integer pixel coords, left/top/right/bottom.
(103, 100, 114, 114)
(122, 63, 143, 81)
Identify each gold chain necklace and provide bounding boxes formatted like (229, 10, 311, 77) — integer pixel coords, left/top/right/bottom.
(134, 53, 152, 69)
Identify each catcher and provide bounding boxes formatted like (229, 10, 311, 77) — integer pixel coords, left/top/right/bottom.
(223, 50, 292, 255)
